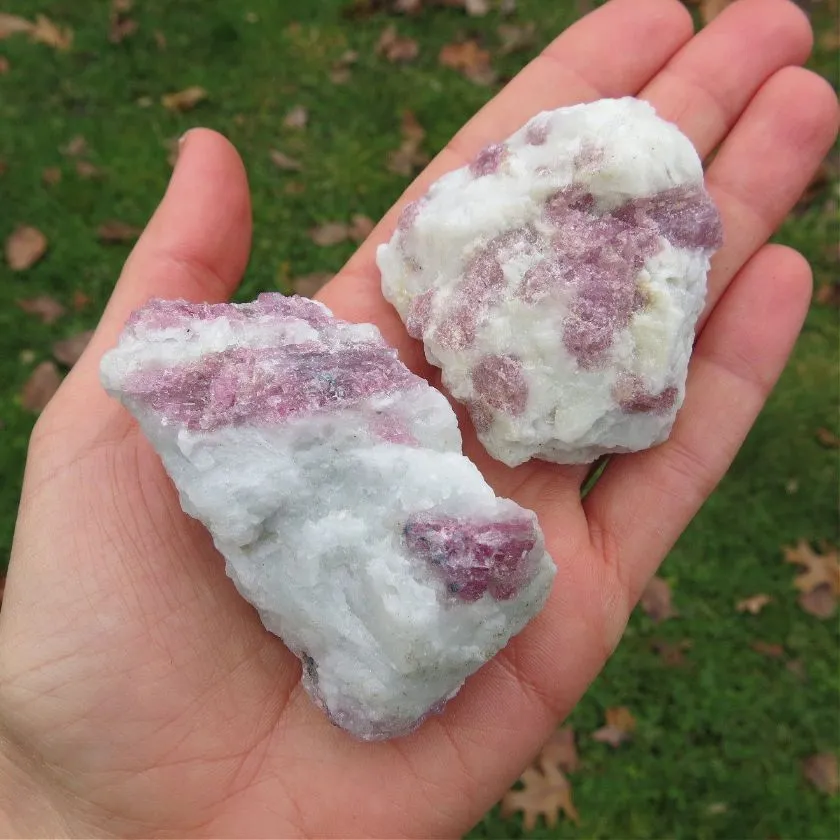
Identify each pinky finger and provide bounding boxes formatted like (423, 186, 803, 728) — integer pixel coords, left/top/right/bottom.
(582, 243, 812, 612)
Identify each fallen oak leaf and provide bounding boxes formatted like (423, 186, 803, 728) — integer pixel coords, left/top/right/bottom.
(348, 214, 375, 242)
(76, 160, 104, 179)
(650, 637, 692, 667)
(439, 40, 495, 85)
(815, 427, 840, 448)
(283, 105, 309, 129)
(376, 24, 419, 63)
(42, 167, 62, 186)
(802, 753, 839, 795)
(0, 56, 9, 73)
(97, 220, 142, 243)
(464, 0, 490, 15)
(537, 727, 578, 774)
(0, 13, 32, 39)
(30, 14, 73, 50)
(73, 290, 92, 311)
(5, 225, 48, 271)
(500, 765, 579, 829)
(330, 49, 358, 84)
(750, 640, 785, 658)
(53, 331, 94, 367)
(162, 86, 208, 112)
(736, 594, 773, 615)
(269, 149, 303, 172)
(592, 706, 636, 748)
(784, 540, 840, 596)
(17, 296, 65, 325)
(387, 109, 429, 176)
(61, 135, 88, 157)
(639, 575, 677, 623)
(496, 21, 536, 55)
(308, 222, 350, 247)
(798, 585, 836, 619)
(21, 362, 61, 413)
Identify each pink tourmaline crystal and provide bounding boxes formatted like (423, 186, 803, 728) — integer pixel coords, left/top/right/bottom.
(378, 98, 723, 465)
(100, 294, 556, 741)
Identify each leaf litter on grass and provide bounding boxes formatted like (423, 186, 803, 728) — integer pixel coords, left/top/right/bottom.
(592, 706, 636, 748)
(21, 362, 61, 412)
(5, 226, 47, 271)
(639, 575, 677, 622)
(17, 296, 65, 325)
(500, 727, 580, 828)
(387, 110, 429, 176)
(784, 540, 839, 619)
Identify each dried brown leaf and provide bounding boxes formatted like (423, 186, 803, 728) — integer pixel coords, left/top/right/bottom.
(270, 150, 303, 171)
(650, 638, 692, 667)
(5, 225, 48, 271)
(308, 222, 349, 247)
(639, 576, 677, 623)
(292, 272, 333, 298)
(750, 640, 785, 658)
(75, 160, 103, 179)
(439, 40, 495, 85)
(387, 109, 429, 176)
(592, 706, 636, 748)
(21, 361, 61, 412)
(31, 15, 73, 50)
(736, 593, 772, 615)
(377, 24, 419, 63)
(349, 213, 375, 242)
(815, 427, 840, 448)
(330, 49, 358, 84)
(537, 727, 578, 774)
(42, 166, 62, 186)
(784, 540, 840, 596)
(53, 331, 94, 367)
(699, 0, 733, 25)
(109, 15, 138, 44)
(802, 753, 839, 794)
(497, 21, 536, 55)
(73, 290, 91, 311)
(17, 296, 65, 325)
(0, 56, 9, 73)
(464, 0, 490, 15)
(61, 135, 88, 157)
(0, 13, 32, 39)
(500, 765, 579, 830)
(162, 86, 208, 112)
(283, 105, 309, 129)
(284, 181, 306, 195)
(154, 29, 167, 50)
(799, 584, 836, 619)
(97, 220, 142, 244)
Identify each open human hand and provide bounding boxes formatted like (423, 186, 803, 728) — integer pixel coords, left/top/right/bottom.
(2, 0, 836, 836)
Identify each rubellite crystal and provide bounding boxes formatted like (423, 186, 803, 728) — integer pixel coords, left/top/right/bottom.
(100, 294, 555, 740)
(378, 98, 723, 466)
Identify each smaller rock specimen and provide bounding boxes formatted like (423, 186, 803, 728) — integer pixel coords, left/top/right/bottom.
(100, 294, 555, 740)
(378, 97, 724, 465)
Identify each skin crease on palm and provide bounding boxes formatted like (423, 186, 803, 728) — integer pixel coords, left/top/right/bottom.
(0, 0, 837, 836)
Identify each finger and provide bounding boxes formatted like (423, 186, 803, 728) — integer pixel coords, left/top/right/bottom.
(318, 0, 694, 350)
(640, 0, 813, 158)
(699, 66, 839, 325)
(84, 129, 252, 367)
(582, 244, 812, 618)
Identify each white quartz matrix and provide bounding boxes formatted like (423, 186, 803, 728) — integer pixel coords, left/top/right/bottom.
(100, 294, 555, 740)
(378, 98, 723, 465)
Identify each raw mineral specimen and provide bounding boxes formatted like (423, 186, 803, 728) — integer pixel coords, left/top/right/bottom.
(378, 98, 723, 466)
(100, 294, 555, 740)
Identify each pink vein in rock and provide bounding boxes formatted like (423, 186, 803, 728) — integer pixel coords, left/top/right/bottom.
(404, 511, 538, 601)
(123, 345, 419, 432)
(471, 354, 528, 416)
(613, 373, 679, 414)
(612, 184, 723, 251)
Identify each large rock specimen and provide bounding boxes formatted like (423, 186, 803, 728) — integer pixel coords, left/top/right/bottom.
(100, 294, 556, 740)
(378, 98, 723, 466)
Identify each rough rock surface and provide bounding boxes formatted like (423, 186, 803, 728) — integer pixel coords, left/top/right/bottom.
(378, 98, 723, 466)
(100, 294, 556, 740)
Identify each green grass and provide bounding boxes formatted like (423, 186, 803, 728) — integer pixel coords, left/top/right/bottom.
(1, 2, 837, 838)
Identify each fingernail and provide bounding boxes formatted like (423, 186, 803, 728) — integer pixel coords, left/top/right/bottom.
(172, 130, 193, 167)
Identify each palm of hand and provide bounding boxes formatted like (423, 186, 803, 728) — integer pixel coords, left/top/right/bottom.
(1, 1, 835, 837)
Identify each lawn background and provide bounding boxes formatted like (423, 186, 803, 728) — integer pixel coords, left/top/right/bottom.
(0, 1, 837, 838)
